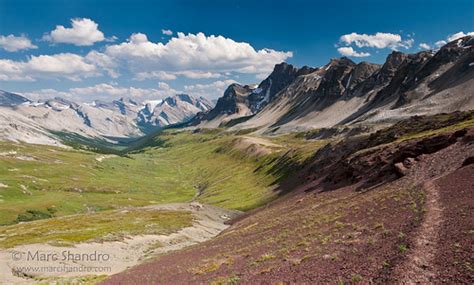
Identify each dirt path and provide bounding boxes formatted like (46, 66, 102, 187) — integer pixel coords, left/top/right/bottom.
(394, 179, 443, 284)
(0, 203, 241, 284)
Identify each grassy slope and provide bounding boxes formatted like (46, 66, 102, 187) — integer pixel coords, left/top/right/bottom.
(0, 129, 299, 228)
(102, 111, 474, 284)
(0, 141, 194, 225)
(129, 129, 294, 210)
(0, 209, 192, 248)
(1, 111, 472, 249)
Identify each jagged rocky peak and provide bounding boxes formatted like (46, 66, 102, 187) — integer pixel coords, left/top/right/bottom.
(422, 35, 473, 70)
(199, 84, 254, 121)
(444, 35, 474, 49)
(115, 97, 137, 104)
(175, 94, 194, 104)
(315, 57, 357, 97)
(352, 62, 381, 79)
(112, 97, 140, 115)
(258, 63, 316, 98)
(327, 57, 356, 68)
(137, 93, 212, 130)
(378, 51, 409, 80)
(347, 62, 381, 89)
(159, 94, 212, 110)
(322, 57, 356, 78)
(43, 97, 78, 111)
(224, 83, 253, 98)
(250, 62, 317, 111)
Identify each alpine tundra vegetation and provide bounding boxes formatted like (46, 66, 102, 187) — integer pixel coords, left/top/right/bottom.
(0, 0, 473, 284)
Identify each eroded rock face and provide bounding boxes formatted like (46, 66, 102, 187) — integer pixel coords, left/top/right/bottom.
(319, 128, 469, 190)
(195, 37, 473, 132)
(299, 112, 474, 191)
(192, 63, 320, 126)
(316, 57, 356, 98)
(253, 62, 316, 108)
(202, 84, 254, 121)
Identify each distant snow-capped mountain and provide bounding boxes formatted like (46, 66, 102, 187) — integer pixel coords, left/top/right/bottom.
(137, 94, 213, 132)
(0, 91, 212, 146)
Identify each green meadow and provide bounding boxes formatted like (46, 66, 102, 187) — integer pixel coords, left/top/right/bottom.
(0, 129, 314, 246)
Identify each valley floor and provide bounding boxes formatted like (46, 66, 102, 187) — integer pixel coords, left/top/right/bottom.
(104, 126, 474, 284)
(0, 203, 240, 284)
(0, 111, 473, 284)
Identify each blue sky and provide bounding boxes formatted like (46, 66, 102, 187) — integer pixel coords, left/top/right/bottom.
(0, 0, 473, 102)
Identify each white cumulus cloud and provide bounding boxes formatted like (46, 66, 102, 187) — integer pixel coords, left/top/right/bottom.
(184, 79, 238, 99)
(24, 83, 178, 102)
(135, 71, 178, 81)
(0, 34, 37, 52)
(102, 32, 292, 78)
(339, 32, 413, 50)
(447, 31, 474, 42)
(135, 70, 221, 81)
(435, 40, 447, 48)
(3, 31, 291, 84)
(21, 89, 72, 101)
(70, 82, 177, 99)
(0, 53, 100, 81)
(419, 43, 431, 50)
(161, 29, 173, 36)
(337, 47, 370, 57)
(43, 18, 105, 46)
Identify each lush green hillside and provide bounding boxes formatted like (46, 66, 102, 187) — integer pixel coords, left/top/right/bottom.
(0, 129, 309, 228)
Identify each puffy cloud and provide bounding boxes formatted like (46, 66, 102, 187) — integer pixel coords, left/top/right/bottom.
(104, 32, 292, 77)
(0, 34, 37, 52)
(1, 32, 290, 83)
(5, 31, 290, 83)
(135, 71, 177, 81)
(134, 70, 221, 81)
(339, 32, 413, 50)
(0, 30, 292, 86)
(446, 31, 474, 42)
(0, 59, 35, 81)
(177, 70, 221, 79)
(435, 40, 447, 48)
(21, 89, 72, 101)
(24, 83, 178, 102)
(43, 18, 105, 46)
(431, 31, 474, 50)
(255, 73, 270, 80)
(28, 54, 96, 75)
(161, 29, 173, 36)
(0, 53, 99, 81)
(184, 79, 238, 99)
(337, 47, 370, 57)
(69, 82, 177, 100)
(86, 50, 120, 78)
(419, 43, 431, 50)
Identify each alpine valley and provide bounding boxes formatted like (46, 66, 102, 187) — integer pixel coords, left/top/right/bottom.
(0, 34, 473, 285)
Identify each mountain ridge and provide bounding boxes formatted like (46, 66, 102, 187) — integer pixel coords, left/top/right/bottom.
(0, 91, 212, 146)
(192, 36, 474, 134)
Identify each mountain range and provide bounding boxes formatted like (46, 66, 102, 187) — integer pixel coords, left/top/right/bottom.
(193, 36, 474, 133)
(0, 91, 212, 146)
(0, 35, 473, 285)
(0, 36, 473, 146)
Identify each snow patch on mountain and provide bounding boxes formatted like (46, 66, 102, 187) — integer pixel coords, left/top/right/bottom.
(0, 91, 212, 146)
